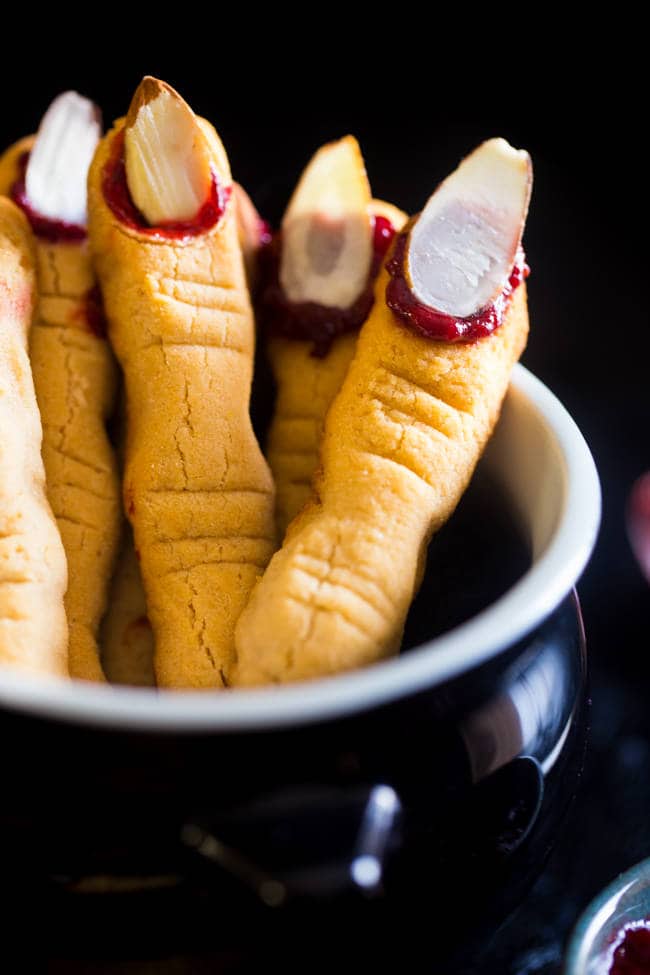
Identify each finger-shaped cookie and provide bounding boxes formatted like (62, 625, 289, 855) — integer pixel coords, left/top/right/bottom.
(268, 224, 407, 534)
(88, 77, 275, 689)
(262, 139, 407, 536)
(0, 198, 68, 675)
(1, 92, 121, 682)
(235, 138, 532, 685)
(98, 182, 267, 688)
(101, 529, 155, 687)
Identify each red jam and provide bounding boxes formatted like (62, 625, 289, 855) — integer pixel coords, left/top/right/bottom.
(102, 130, 230, 241)
(373, 214, 395, 260)
(609, 921, 650, 974)
(259, 214, 397, 357)
(385, 229, 529, 343)
(11, 152, 86, 243)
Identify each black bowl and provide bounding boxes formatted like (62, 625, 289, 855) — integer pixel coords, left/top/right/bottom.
(0, 366, 600, 966)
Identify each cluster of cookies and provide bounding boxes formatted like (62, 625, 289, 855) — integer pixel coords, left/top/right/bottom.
(0, 78, 532, 689)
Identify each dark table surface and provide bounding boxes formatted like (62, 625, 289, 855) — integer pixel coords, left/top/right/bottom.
(2, 36, 647, 974)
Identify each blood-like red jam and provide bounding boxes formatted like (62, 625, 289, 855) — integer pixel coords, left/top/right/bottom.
(102, 130, 230, 241)
(385, 228, 529, 343)
(259, 213, 397, 357)
(11, 152, 86, 243)
(12, 154, 108, 338)
(608, 921, 650, 975)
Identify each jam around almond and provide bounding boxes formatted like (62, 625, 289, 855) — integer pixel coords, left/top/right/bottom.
(11, 152, 86, 243)
(372, 214, 396, 260)
(260, 214, 397, 357)
(385, 229, 529, 343)
(102, 130, 230, 241)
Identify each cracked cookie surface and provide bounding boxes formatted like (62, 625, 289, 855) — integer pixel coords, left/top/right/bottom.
(234, 271, 528, 685)
(0, 198, 68, 676)
(88, 117, 275, 689)
(0, 136, 121, 682)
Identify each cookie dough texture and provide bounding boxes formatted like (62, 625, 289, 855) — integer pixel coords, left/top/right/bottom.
(0, 137, 121, 682)
(267, 200, 407, 538)
(0, 198, 68, 676)
(234, 273, 529, 685)
(101, 529, 156, 687)
(266, 332, 357, 538)
(88, 119, 275, 689)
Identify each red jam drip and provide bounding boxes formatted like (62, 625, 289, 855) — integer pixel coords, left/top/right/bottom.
(609, 921, 650, 975)
(102, 130, 230, 241)
(260, 214, 397, 358)
(11, 152, 86, 243)
(385, 229, 529, 343)
(83, 284, 107, 338)
(373, 214, 395, 261)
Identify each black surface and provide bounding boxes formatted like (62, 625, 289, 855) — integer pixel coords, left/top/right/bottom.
(1, 40, 647, 973)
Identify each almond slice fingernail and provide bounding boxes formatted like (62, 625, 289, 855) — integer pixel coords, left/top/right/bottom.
(407, 138, 532, 318)
(280, 136, 373, 309)
(25, 91, 101, 226)
(124, 76, 213, 226)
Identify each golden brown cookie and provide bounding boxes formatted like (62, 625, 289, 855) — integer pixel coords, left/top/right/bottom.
(101, 530, 156, 687)
(98, 182, 266, 688)
(88, 78, 275, 689)
(0, 92, 121, 682)
(264, 139, 400, 538)
(234, 139, 532, 685)
(266, 195, 406, 537)
(0, 198, 68, 676)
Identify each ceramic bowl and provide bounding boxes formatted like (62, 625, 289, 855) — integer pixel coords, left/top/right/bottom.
(0, 364, 601, 962)
(565, 857, 650, 974)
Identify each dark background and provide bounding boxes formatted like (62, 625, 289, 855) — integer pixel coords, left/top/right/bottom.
(1, 39, 647, 973)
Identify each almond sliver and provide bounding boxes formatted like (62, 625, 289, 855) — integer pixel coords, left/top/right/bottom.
(124, 77, 213, 226)
(280, 136, 373, 309)
(407, 138, 532, 318)
(25, 91, 101, 227)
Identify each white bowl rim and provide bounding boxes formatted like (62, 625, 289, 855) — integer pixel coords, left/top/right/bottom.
(563, 855, 650, 974)
(0, 364, 601, 733)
